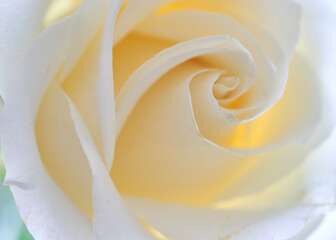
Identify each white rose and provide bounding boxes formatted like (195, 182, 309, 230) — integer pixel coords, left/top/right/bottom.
(0, 0, 335, 239)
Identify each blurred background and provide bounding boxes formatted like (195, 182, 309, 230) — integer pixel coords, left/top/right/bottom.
(0, 150, 34, 240)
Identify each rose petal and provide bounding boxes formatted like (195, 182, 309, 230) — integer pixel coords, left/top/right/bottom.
(0, 18, 93, 239)
(135, 11, 319, 149)
(190, 52, 320, 150)
(124, 196, 325, 240)
(114, 0, 173, 44)
(63, 88, 154, 239)
(115, 34, 260, 137)
(36, 84, 93, 217)
(96, 0, 124, 170)
(58, 0, 111, 81)
(113, 36, 321, 205)
(161, 0, 300, 59)
(43, 0, 83, 27)
(286, 216, 323, 240)
(1, 0, 118, 238)
(113, 62, 241, 204)
(0, 0, 51, 100)
(62, 30, 106, 168)
(307, 210, 336, 240)
(124, 124, 336, 239)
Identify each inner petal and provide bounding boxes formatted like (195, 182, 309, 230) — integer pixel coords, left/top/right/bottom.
(135, 10, 277, 121)
(36, 84, 93, 218)
(212, 75, 239, 100)
(112, 62, 243, 205)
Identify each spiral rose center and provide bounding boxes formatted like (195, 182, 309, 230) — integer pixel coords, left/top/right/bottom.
(212, 74, 239, 100)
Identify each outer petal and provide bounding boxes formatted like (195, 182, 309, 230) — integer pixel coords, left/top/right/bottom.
(0, 0, 116, 238)
(307, 211, 336, 240)
(96, 0, 123, 170)
(0, 19, 93, 240)
(0, 0, 51, 100)
(124, 197, 325, 240)
(64, 88, 153, 239)
(124, 124, 336, 240)
(114, 0, 173, 44)
(161, 0, 300, 59)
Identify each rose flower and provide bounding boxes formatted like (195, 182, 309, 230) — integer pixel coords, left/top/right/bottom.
(0, 0, 336, 239)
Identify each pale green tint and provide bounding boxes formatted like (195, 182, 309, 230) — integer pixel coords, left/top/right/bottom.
(0, 150, 34, 240)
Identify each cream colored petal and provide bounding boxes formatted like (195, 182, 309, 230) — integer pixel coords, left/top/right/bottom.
(125, 196, 324, 240)
(96, 0, 124, 170)
(113, 19, 321, 206)
(114, 0, 172, 44)
(0, 0, 51, 100)
(113, 33, 174, 96)
(62, 30, 105, 168)
(113, 54, 277, 205)
(1, 0, 117, 238)
(136, 10, 278, 118)
(297, 0, 336, 128)
(301, 126, 336, 206)
(307, 210, 336, 240)
(0, 18, 93, 239)
(63, 0, 161, 171)
(212, 53, 323, 201)
(58, 0, 111, 81)
(125, 126, 336, 239)
(161, 0, 300, 59)
(212, 0, 336, 201)
(36, 84, 93, 218)
(62, 0, 125, 171)
(64, 89, 153, 239)
(43, 0, 83, 27)
(116, 34, 260, 137)
(287, 216, 323, 240)
(113, 61, 241, 204)
(293, 0, 336, 207)
(190, 53, 320, 152)
(135, 11, 319, 148)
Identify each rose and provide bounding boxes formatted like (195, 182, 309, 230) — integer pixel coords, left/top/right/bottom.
(0, 0, 336, 239)
(1, 0, 336, 239)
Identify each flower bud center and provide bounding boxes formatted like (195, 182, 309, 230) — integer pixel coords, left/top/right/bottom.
(212, 75, 239, 100)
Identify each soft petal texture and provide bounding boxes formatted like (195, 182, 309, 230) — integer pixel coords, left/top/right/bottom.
(61, 30, 106, 173)
(136, 10, 277, 122)
(124, 125, 336, 239)
(115, 34, 265, 136)
(211, 53, 323, 202)
(0, 0, 51, 100)
(112, 23, 320, 205)
(116, 0, 336, 238)
(58, 0, 110, 82)
(64, 87, 153, 239)
(112, 52, 321, 205)
(36, 84, 93, 217)
(124, 198, 324, 240)
(2, 0, 335, 239)
(114, 62, 241, 204)
(0, 0, 120, 238)
(288, 216, 323, 240)
(135, 10, 319, 148)
(63, 0, 174, 171)
(0, 18, 93, 240)
(96, 0, 123, 170)
(160, 0, 300, 59)
(297, 0, 336, 124)
(43, 0, 83, 26)
(307, 211, 336, 240)
(114, 0, 172, 44)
